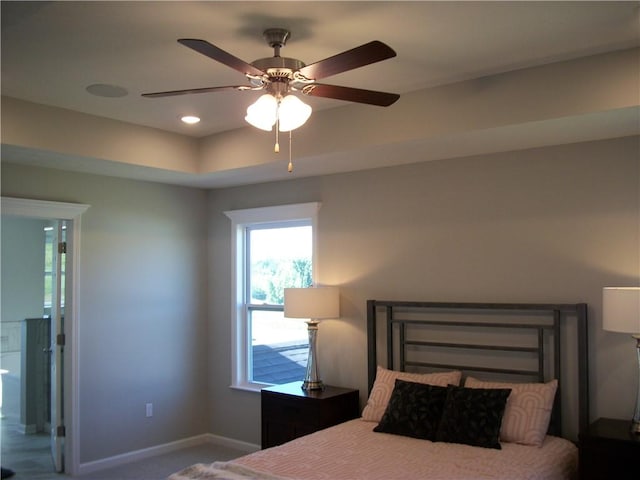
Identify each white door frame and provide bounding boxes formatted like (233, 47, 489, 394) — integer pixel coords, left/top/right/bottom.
(1, 196, 89, 476)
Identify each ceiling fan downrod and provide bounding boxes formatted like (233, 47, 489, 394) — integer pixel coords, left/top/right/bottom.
(263, 28, 290, 57)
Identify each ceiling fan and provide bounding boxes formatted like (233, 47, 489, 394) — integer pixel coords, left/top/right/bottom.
(142, 28, 400, 108)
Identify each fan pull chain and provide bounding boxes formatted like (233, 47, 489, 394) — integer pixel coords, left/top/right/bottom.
(288, 130, 293, 173)
(274, 117, 280, 153)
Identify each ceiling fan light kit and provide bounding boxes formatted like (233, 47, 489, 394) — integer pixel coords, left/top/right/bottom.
(244, 88, 313, 132)
(143, 28, 399, 171)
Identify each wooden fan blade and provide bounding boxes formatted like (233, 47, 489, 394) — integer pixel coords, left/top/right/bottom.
(142, 85, 254, 98)
(297, 41, 396, 80)
(302, 83, 399, 107)
(178, 38, 266, 77)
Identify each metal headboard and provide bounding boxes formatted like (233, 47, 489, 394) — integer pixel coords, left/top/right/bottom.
(366, 300, 589, 438)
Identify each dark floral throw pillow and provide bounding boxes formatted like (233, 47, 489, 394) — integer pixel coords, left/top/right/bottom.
(373, 379, 448, 441)
(436, 384, 511, 449)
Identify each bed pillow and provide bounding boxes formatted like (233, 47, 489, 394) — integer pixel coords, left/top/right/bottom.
(436, 384, 511, 449)
(464, 377, 558, 447)
(362, 366, 462, 422)
(373, 379, 449, 440)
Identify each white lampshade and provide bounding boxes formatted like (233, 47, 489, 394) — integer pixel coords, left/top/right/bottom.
(278, 95, 312, 132)
(603, 287, 640, 334)
(245, 94, 278, 131)
(284, 287, 339, 320)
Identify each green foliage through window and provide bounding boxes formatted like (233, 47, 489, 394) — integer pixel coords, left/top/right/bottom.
(248, 225, 312, 305)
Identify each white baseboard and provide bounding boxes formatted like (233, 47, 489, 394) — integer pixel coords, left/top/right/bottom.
(77, 433, 260, 475)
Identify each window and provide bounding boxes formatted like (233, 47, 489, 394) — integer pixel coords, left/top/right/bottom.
(44, 223, 66, 317)
(225, 203, 320, 391)
(44, 226, 55, 312)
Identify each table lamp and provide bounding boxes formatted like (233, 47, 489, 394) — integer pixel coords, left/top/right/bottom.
(603, 286, 640, 434)
(284, 287, 340, 390)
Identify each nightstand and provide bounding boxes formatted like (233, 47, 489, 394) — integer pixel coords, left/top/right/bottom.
(261, 381, 359, 449)
(578, 418, 640, 480)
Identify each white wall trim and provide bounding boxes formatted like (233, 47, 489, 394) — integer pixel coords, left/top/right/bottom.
(1, 196, 90, 476)
(1, 196, 90, 219)
(77, 433, 260, 475)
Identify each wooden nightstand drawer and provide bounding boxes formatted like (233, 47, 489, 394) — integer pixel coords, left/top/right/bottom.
(579, 418, 640, 480)
(261, 381, 359, 449)
(262, 395, 308, 417)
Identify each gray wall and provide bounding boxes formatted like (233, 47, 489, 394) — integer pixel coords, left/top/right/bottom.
(208, 135, 640, 444)
(1, 165, 209, 463)
(1, 134, 638, 459)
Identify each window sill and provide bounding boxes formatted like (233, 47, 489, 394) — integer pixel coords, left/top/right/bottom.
(230, 382, 272, 393)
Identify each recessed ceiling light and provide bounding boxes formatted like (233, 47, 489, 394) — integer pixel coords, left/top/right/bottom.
(86, 83, 128, 98)
(181, 115, 201, 124)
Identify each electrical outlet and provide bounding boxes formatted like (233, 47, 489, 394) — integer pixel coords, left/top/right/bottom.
(145, 403, 153, 417)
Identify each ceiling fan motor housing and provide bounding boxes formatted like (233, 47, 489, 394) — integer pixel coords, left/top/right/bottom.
(251, 57, 306, 77)
(249, 29, 307, 88)
(254, 28, 306, 79)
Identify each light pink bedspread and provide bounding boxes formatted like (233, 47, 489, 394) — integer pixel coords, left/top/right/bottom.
(234, 419, 577, 480)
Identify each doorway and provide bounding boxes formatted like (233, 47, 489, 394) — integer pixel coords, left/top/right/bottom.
(1, 197, 89, 476)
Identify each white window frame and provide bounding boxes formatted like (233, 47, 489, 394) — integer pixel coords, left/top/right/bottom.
(225, 202, 320, 391)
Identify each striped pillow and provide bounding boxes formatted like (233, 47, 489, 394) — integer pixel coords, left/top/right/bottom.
(464, 377, 558, 447)
(362, 366, 462, 423)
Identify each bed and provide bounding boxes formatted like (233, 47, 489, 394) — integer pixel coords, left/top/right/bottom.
(171, 300, 589, 480)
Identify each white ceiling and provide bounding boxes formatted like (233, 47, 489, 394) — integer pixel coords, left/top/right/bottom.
(2, 1, 639, 188)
